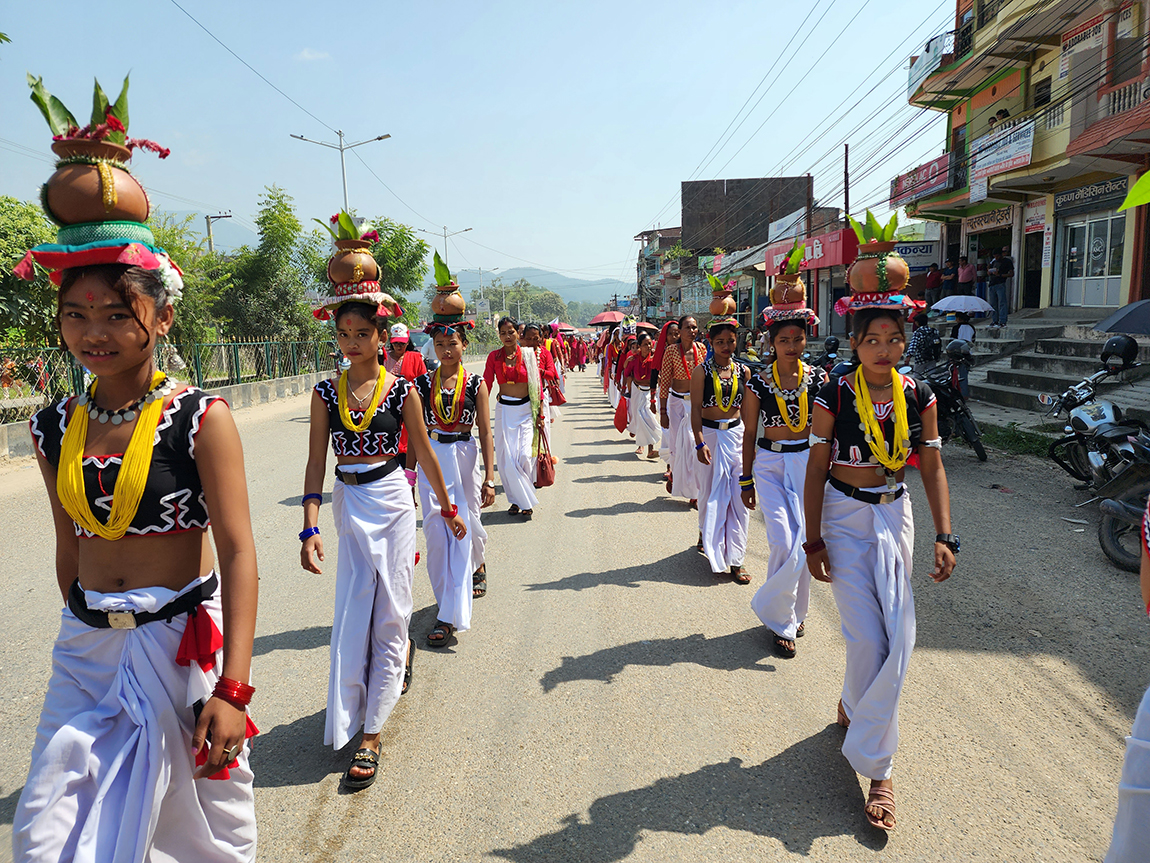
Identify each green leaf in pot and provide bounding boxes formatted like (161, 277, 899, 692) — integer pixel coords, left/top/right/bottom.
(336, 211, 359, 240)
(108, 74, 129, 144)
(865, 210, 883, 243)
(433, 250, 453, 287)
(847, 214, 866, 244)
(27, 74, 77, 137)
(882, 212, 899, 241)
(90, 79, 109, 131)
(784, 239, 805, 275)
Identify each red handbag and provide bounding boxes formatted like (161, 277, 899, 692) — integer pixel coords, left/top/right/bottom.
(536, 423, 556, 488)
(546, 380, 568, 406)
(613, 396, 629, 433)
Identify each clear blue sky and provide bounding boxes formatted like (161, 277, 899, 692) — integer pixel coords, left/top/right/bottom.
(1, 0, 952, 292)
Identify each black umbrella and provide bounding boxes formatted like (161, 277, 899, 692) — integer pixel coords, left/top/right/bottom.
(1094, 300, 1150, 335)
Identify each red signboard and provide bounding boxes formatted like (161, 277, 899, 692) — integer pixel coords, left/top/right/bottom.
(889, 153, 952, 207)
(765, 228, 859, 274)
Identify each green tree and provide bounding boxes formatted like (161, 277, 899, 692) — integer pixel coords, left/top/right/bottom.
(216, 186, 322, 341)
(368, 217, 429, 325)
(147, 211, 230, 345)
(529, 289, 568, 325)
(0, 196, 56, 342)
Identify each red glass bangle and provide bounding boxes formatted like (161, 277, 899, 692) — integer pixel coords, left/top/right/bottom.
(441, 504, 459, 519)
(213, 677, 255, 709)
(802, 538, 826, 555)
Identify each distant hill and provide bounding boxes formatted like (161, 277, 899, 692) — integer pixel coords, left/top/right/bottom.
(165, 210, 259, 252)
(451, 267, 631, 306)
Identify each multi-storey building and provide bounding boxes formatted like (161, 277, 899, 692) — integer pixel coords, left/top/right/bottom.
(895, 0, 1150, 313)
(633, 227, 683, 321)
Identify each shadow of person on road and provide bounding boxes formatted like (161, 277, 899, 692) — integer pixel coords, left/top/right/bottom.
(526, 547, 713, 592)
(539, 627, 775, 693)
(0, 785, 23, 824)
(490, 726, 883, 861)
(253, 625, 330, 657)
(251, 709, 339, 787)
(564, 497, 682, 518)
(571, 472, 662, 485)
(277, 492, 331, 507)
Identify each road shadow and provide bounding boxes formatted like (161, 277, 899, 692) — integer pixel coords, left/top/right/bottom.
(278, 492, 332, 507)
(253, 625, 330, 657)
(565, 497, 682, 518)
(569, 439, 621, 447)
(490, 726, 883, 861)
(571, 473, 662, 485)
(562, 451, 638, 467)
(539, 627, 775, 693)
(251, 709, 340, 787)
(0, 785, 22, 824)
(525, 547, 711, 593)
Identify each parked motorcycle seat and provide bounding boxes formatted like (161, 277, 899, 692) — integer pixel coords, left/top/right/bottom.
(1094, 422, 1141, 440)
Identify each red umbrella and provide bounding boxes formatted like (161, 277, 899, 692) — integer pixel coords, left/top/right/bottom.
(588, 310, 626, 325)
(635, 321, 658, 331)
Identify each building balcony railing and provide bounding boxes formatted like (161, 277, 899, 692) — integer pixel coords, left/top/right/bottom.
(976, 0, 1003, 30)
(955, 19, 973, 56)
(1107, 79, 1146, 117)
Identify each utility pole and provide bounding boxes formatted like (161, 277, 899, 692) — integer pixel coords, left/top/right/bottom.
(290, 131, 391, 212)
(417, 226, 473, 267)
(844, 143, 850, 218)
(204, 212, 232, 254)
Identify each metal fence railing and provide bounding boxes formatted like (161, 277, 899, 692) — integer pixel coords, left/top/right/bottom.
(0, 340, 341, 426)
(1, 340, 513, 425)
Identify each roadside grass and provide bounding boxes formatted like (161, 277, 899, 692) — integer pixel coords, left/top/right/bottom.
(977, 421, 1054, 457)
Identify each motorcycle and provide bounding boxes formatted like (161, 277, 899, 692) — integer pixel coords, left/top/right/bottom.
(1038, 348, 1149, 572)
(811, 336, 840, 375)
(918, 355, 987, 461)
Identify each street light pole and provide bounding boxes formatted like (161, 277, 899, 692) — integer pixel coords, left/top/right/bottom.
(417, 226, 473, 267)
(290, 131, 391, 212)
(204, 212, 232, 254)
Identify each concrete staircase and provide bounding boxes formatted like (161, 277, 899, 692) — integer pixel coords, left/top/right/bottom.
(967, 312, 1150, 423)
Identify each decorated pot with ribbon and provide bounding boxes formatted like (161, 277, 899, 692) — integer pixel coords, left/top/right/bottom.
(43, 139, 150, 226)
(431, 283, 467, 317)
(709, 287, 736, 316)
(846, 240, 909, 294)
(327, 239, 379, 285)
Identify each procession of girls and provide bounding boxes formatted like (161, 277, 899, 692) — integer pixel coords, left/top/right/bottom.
(597, 282, 957, 831)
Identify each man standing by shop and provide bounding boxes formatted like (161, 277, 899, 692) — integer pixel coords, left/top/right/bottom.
(988, 246, 1013, 330)
(956, 255, 976, 295)
(940, 257, 958, 297)
(924, 263, 943, 309)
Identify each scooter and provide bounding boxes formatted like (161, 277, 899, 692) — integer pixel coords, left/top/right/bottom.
(919, 356, 987, 461)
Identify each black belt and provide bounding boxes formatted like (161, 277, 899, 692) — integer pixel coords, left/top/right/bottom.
(429, 429, 472, 443)
(498, 394, 530, 406)
(335, 458, 401, 486)
(702, 417, 741, 430)
(68, 573, 218, 630)
(669, 390, 688, 400)
(828, 475, 905, 505)
(758, 438, 809, 453)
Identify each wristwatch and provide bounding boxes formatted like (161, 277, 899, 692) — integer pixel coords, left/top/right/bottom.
(482, 480, 496, 489)
(935, 533, 960, 553)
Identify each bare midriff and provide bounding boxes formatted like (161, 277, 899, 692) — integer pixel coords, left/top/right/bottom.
(78, 529, 214, 593)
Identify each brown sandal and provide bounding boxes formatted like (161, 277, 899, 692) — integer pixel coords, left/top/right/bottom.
(837, 699, 850, 728)
(730, 565, 751, 585)
(864, 784, 896, 831)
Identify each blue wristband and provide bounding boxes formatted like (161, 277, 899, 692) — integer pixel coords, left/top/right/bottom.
(695, 442, 705, 451)
(302, 493, 322, 506)
(299, 526, 320, 542)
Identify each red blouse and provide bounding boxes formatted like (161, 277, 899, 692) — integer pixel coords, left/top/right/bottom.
(483, 347, 559, 391)
(624, 354, 654, 385)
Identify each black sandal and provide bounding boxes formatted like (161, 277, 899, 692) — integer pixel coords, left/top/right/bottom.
(427, 621, 455, 647)
(401, 638, 414, 694)
(521, 509, 533, 521)
(796, 621, 805, 638)
(343, 747, 379, 790)
(473, 565, 487, 598)
(508, 504, 520, 515)
(770, 630, 797, 659)
(730, 565, 751, 585)
(696, 532, 704, 552)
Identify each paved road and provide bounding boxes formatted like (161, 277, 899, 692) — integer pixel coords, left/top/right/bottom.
(1, 371, 1147, 862)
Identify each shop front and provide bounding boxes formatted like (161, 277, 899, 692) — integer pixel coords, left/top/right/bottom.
(1053, 176, 1130, 307)
(765, 228, 859, 338)
(962, 205, 1015, 302)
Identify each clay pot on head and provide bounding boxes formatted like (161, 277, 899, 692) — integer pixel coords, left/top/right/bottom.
(772, 273, 805, 306)
(327, 239, 379, 285)
(847, 240, 909, 294)
(709, 290, 736, 316)
(431, 285, 466, 317)
(44, 139, 150, 225)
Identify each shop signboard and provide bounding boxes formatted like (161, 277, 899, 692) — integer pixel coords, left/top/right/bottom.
(1054, 176, 1129, 215)
(970, 175, 988, 203)
(477, 299, 491, 315)
(964, 205, 1014, 233)
(970, 121, 1035, 180)
(893, 241, 939, 275)
(1042, 222, 1054, 268)
(768, 207, 805, 243)
(1060, 12, 1106, 79)
(1024, 199, 1047, 233)
(889, 153, 952, 207)
(908, 33, 948, 98)
(765, 228, 860, 273)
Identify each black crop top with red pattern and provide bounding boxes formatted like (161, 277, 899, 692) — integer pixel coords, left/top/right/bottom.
(814, 372, 936, 467)
(747, 364, 828, 429)
(315, 375, 412, 457)
(413, 371, 482, 431)
(700, 359, 746, 410)
(30, 387, 224, 537)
